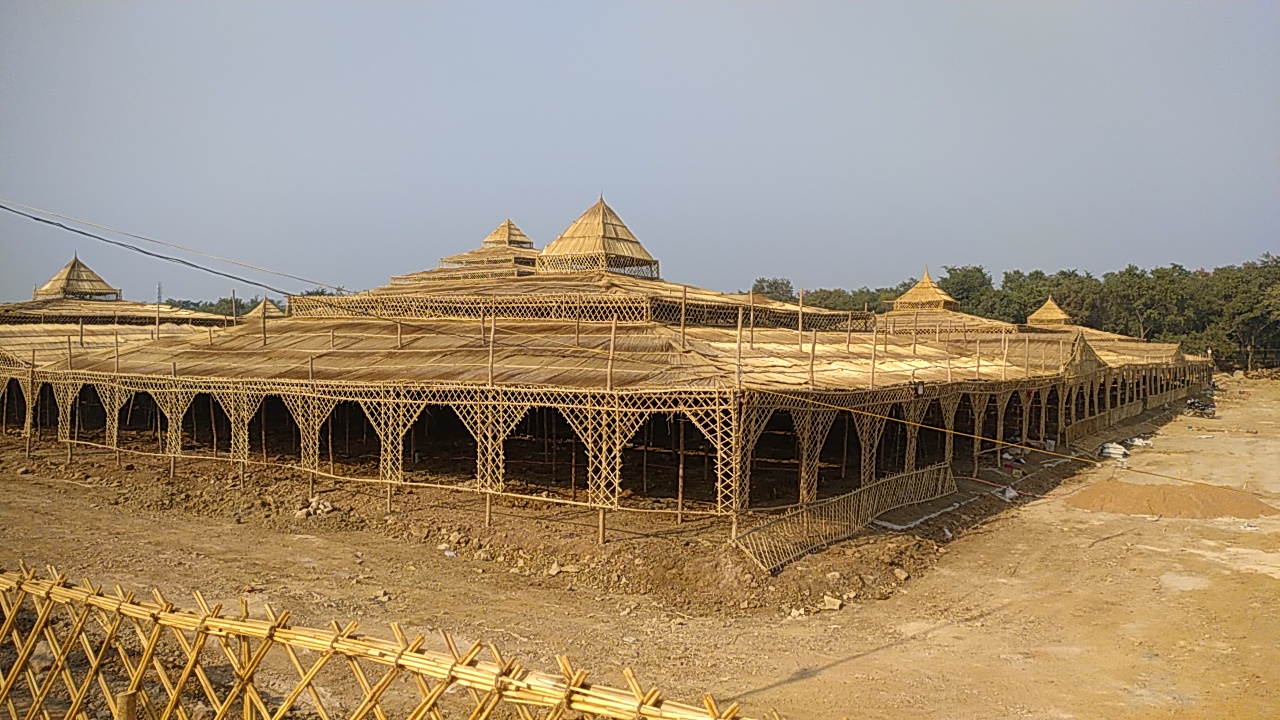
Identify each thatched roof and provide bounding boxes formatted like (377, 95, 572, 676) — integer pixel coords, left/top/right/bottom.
(33, 257, 121, 301)
(0, 297, 228, 327)
(391, 220, 540, 284)
(55, 310, 1192, 391)
(245, 299, 286, 318)
(888, 269, 960, 312)
(0, 323, 208, 369)
(480, 219, 534, 248)
(1026, 296, 1071, 326)
(536, 199, 660, 279)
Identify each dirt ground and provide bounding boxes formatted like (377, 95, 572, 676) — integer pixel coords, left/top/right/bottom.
(1, 376, 1277, 719)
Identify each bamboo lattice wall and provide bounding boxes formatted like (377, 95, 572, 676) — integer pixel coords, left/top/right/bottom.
(0, 567, 761, 720)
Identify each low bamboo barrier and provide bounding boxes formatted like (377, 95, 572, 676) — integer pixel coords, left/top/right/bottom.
(734, 464, 956, 574)
(0, 567, 763, 720)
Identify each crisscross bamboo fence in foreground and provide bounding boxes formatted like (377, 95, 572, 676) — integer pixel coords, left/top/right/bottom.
(0, 567, 761, 720)
(734, 464, 956, 574)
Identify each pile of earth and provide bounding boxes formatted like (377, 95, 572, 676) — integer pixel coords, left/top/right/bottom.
(1066, 478, 1279, 519)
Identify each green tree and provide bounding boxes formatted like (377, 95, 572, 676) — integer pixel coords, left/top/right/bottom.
(751, 277, 796, 303)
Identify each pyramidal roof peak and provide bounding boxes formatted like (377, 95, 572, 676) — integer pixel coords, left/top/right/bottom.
(889, 267, 959, 311)
(536, 197, 660, 279)
(481, 219, 534, 248)
(34, 256, 122, 301)
(1028, 295, 1072, 325)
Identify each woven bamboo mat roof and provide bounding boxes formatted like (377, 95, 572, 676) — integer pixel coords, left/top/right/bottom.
(64, 317, 725, 389)
(439, 244, 541, 266)
(881, 306, 1015, 332)
(32, 256, 121, 300)
(1027, 296, 1071, 325)
(50, 313, 1184, 392)
(0, 323, 208, 369)
(367, 270, 815, 310)
(0, 297, 229, 325)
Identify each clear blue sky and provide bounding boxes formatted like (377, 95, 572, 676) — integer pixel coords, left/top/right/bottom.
(2, 1, 1277, 303)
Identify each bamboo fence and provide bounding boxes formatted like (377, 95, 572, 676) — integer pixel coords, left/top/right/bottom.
(0, 567, 763, 720)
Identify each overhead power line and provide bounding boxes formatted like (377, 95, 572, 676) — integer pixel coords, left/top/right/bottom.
(0, 202, 293, 297)
(0, 198, 346, 293)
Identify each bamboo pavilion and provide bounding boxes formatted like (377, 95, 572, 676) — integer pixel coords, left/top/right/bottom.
(1, 200, 1212, 558)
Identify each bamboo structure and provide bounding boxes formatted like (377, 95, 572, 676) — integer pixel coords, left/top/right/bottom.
(0, 206, 1213, 528)
(0, 566, 758, 720)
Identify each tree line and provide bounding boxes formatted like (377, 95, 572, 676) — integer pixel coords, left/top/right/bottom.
(752, 253, 1280, 370)
(164, 287, 339, 317)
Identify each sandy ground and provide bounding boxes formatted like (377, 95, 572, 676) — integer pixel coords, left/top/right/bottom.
(1, 376, 1277, 719)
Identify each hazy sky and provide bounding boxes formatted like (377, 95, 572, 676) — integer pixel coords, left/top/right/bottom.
(2, 2, 1277, 303)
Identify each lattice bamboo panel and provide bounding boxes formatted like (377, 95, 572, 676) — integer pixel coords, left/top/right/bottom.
(0, 568, 759, 720)
(735, 463, 957, 574)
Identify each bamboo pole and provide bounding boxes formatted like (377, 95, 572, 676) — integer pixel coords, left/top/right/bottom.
(840, 414, 849, 480)
(808, 329, 817, 390)
(231, 289, 237, 325)
(976, 340, 982, 379)
(330, 328, 335, 349)
(169, 362, 177, 479)
(680, 286, 687, 348)
(261, 398, 268, 465)
(845, 312, 852, 352)
(25, 351, 33, 456)
(735, 307, 743, 387)
(641, 423, 649, 495)
(67, 341, 74, 463)
(26, 350, 34, 458)
(748, 293, 755, 349)
(1001, 336, 1008, 380)
(912, 309, 919, 354)
(308, 355, 316, 497)
(397, 322, 403, 350)
(606, 315, 617, 391)
(485, 493, 492, 528)
(597, 508, 606, 545)
(209, 395, 218, 458)
(570, 436, 577, 501)
(870, 324, 878, 388)
(488, 315, 496, 386)
(1024, 336, 1030, 378)
(78, 319, 84, 347)
(677, 417, 685, 525)
(261, 305, 267, 347)
(797, 289, 804, 350)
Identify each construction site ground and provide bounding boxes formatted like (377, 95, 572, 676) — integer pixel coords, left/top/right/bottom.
(2, 376, 1277, 719)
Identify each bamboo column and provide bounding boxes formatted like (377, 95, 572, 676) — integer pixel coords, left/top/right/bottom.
(869, 323, 878, 388)
(735, 307, 743, 387)
(797, 289, 804, 350)
(676, 416, 685, 525)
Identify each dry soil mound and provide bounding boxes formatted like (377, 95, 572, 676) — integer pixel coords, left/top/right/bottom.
(1067, 478, 1279, 519)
